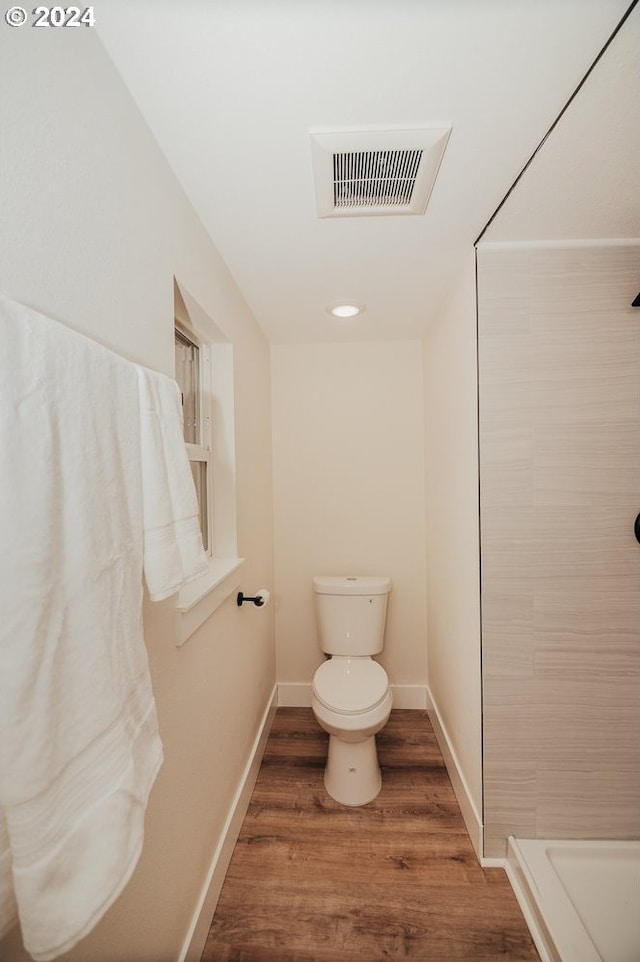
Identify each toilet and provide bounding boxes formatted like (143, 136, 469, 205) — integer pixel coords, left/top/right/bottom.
(311, 575, 392, 806)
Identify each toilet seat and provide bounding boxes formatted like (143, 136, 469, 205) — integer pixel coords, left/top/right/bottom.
(312, 658, 389, 715)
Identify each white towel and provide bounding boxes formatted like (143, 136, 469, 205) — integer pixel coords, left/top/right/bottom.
(137, 365, 208, 601)
(0, 297, 204, 960)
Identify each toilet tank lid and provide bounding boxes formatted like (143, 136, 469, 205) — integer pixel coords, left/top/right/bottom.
(313, 575, 391, 596)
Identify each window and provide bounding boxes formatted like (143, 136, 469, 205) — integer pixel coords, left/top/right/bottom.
(173, 280, 243, 644)
(174, 324, 212, 553)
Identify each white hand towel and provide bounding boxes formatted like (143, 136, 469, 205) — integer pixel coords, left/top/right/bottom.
(0, 297, 166, 961)
(137, 364, 208, 601)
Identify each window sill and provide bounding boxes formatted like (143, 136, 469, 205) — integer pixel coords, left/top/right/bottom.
(176, 556, 245, 646)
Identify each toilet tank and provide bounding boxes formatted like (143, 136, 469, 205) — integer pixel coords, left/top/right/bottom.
(313, 576, 391, 656)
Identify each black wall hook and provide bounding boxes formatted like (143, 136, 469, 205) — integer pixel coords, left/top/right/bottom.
(237, 591, 265, 607)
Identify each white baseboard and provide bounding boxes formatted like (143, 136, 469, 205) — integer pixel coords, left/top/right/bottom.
(277, 682, 430, 710)
(277, 682, 312, 707)
(426, 687, 483, 861)
(178, 685, 277, 962)
(392, 685, 432, 709)
(480, 856, 507, 868)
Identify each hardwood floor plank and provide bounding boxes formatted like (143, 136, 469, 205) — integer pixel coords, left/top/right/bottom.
(202, 709, 539, 962)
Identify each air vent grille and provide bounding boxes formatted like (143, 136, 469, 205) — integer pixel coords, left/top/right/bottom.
(310, 127, 451, 218)
(333, 149, 424, 210)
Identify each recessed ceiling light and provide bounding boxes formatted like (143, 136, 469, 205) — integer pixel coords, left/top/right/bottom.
(328, 303, 364, 318)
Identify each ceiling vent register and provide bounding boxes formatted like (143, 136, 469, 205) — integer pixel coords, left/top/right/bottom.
(310, 127, 451, 218)
(333, 148, 423, 210)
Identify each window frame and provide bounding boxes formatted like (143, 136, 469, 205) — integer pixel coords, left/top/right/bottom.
(172, 280, 244, 645)
(175, 319, 214, 557)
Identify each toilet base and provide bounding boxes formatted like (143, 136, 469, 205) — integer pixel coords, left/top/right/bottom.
(324, 733, 382, 806)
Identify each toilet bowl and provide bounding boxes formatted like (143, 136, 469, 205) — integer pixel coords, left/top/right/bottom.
(312, 656, 392, 806)
(311, 575, 392, 806)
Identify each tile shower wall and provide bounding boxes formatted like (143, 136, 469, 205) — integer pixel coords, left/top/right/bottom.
(477, 242, 640, 858)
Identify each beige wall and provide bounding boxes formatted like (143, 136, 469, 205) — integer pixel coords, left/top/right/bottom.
(422, 252, 483, 821)
(0, 27, 274, 962)
(271, 341, 427, 691)
(478, 242, 640, 857)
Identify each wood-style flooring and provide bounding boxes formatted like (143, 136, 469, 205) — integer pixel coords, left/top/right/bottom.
(201, 708, 540, 962)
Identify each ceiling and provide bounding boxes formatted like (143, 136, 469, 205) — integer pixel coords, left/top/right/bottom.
(97, 0, 637, 344)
